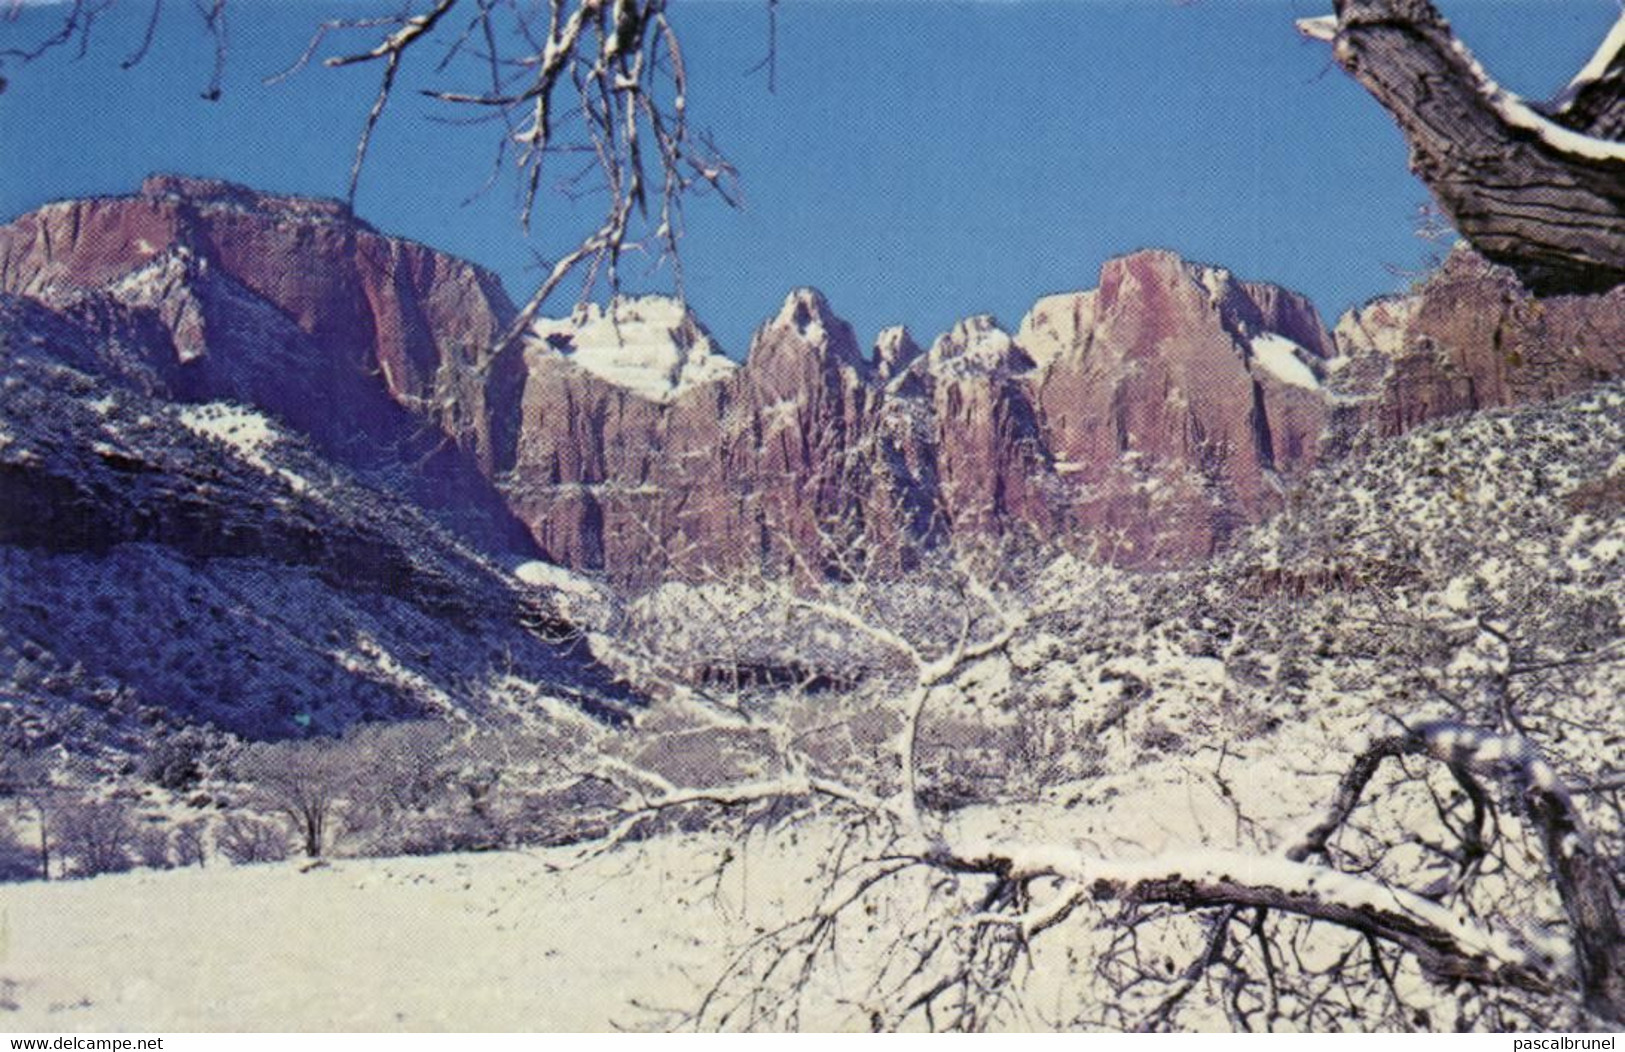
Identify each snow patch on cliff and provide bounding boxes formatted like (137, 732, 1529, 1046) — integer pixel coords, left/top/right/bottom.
(927, 315, 1030, 378)
(528, 296, 736, 403)
(177, 403, 280, 466)
(1248, 333, 1320, 390)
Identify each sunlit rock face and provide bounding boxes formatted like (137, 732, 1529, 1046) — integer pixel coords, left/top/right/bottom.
(6, 182, 1620, 583)
(1328, 246, 1625, 441)
(0, 175, 533, 553)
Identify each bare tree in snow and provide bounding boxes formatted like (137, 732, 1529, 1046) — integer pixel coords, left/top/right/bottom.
(236, 738, 355, 858)
(0, 750, 55, 881)
(563, 498, 1625, 1030)
(602, 694, 1621, 1027)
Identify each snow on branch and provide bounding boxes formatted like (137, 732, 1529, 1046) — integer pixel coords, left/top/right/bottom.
(1551, 12, 1625, 141)
(1303, 0, 1625, 294)
(941, 838, 1553, 991)
(2, 0, 742, 345)
(677, 700, 1620, 1027)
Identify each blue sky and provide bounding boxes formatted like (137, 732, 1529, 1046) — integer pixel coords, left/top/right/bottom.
(0, 0, 1617, 353)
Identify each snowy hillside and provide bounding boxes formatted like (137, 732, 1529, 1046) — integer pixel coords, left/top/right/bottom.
(0, 329, 642, 755)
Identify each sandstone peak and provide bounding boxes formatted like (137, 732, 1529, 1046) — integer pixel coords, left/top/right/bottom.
(526, 294, 736, 403)
(1103, 246, 1194, 278)
(873, 325, 923, 377)
(139, 174, 359, 226)
(926, 314, 1031, 378)
(772, 287, 839, 336)
(1097, 249, 1237, 304)
(753, 287, 868, 372)
(13, 178, 1610, 587)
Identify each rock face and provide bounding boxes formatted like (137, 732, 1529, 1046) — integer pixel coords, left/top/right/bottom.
(1329, 246, 1625, 440)
(503, 247, 1623, 579)
(3, 180, 1619, 585)
(0, 175, 531, 552)
(508, 253, 1341, 574)
(1026, 252, 1336, 562)
(506, 288, 903, 578)
(0, 299, 641, 742)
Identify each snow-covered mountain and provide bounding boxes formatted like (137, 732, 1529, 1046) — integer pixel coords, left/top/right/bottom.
(527, 295, 737, 403)
(1, 177, 1621, 763)
(5, 179, 1619, 585)
(1, 179, 1620, 1034)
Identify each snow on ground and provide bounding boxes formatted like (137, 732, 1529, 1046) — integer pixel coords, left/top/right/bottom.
(1248, 333, 1320, 390)
(527, 296, 736, 403)
(515, 559, 607, 600)
(0, 758, 1324, 1033)
(0, 836, 753, 1031)
(177, 403, 280, 468)
(515, 560, 618, 628)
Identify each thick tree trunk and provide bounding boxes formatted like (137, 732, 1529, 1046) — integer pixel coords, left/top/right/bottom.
(1303, 0, 1625, 295)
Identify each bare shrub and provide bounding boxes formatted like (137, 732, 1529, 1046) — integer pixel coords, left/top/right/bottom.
(135, 824, 173, 870)
(343, 721, 454, 853)
(142, 728, 213, 790)
(216, 814, 289, 865)
(53, 799, 136, 878)
(173, 819, 207, 868)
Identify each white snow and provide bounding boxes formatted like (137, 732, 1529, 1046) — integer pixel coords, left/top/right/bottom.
(927, 315, 1024, 378)
(1297, 11, 1625, 162)
(0, 837, 788, 1031)
(108, 245, 202, 303)
(1249, 333, 1321, 389)
(1336, 295, 1422, 360)
(516, 559, 618, 627)
(1295, 14, 1337, 43)
(1444, 36, 1625, 163)
(1015, 291, 1096, 369)
(527, 295, 736, 403)
(1551, 13, 1625, 113)
(1197, 264, 1234, 307)
(177, 403, 280, 466)
(770, 288, 850, 356)
(515, 558, 603, 597)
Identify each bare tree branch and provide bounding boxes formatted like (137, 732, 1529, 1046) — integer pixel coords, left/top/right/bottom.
(1300, 0, 1625, 295)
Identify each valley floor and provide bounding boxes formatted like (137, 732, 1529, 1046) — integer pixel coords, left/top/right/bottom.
(0, 762, 1302, 1033)
(1, 835, 762, 1032)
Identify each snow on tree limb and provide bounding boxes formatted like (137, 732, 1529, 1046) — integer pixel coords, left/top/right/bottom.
(940, 838, 1553, 991)
(1551, 13, 1625, 141)
(1302, 0, 1625, 295)
(2, 0, 740, 341)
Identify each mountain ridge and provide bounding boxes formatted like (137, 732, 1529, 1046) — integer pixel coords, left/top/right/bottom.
(3, 176, 1620, 584)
